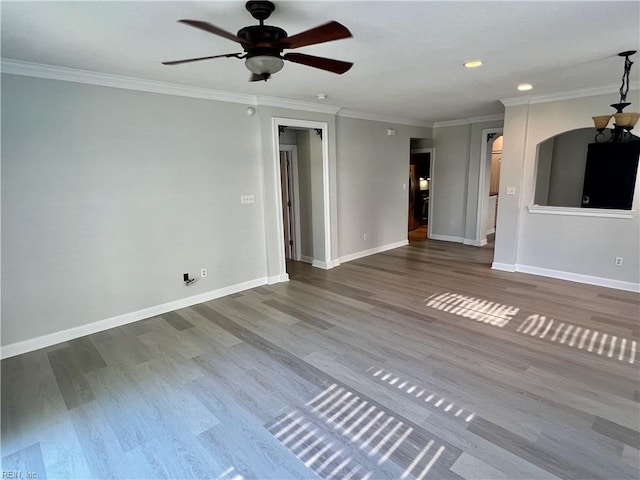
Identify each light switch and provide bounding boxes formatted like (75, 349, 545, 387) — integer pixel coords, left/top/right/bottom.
(241, 194, 256, 204)
(506, 186, 516, 195)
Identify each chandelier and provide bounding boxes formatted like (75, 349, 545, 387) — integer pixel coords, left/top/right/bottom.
(592, 50, 639, 143)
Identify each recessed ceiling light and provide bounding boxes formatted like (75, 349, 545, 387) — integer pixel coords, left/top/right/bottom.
(517, 83, 533, 91)
(317, 93, 327, 101)
(464, 60, 483, 68)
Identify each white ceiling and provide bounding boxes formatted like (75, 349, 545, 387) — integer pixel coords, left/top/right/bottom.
(2, 1, 639, 125)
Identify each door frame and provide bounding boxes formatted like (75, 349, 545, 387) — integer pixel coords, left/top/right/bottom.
(279, 144, 302, 261)
(475, 128, 503, 245)
(410, 147, 435, 239)
(271, 117, 332, 273)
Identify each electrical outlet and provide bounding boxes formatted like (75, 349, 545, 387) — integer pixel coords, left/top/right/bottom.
(241, 194, 255, 204)
(201, 268, 208, 278)
(614, 257, 623, 267)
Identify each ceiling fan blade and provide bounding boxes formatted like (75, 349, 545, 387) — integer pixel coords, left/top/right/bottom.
(278, 21, 352, 49)
(178, 19, 244, 44)
(162, 53, 244, 66)
(284, 53, 353, 74)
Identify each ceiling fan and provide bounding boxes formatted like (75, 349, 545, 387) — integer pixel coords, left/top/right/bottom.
(162, 0, 353, 82)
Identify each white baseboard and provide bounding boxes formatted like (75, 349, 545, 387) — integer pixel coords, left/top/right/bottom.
(339, 240, 409, 264)
(267, 273, 289, 284)
(297, 256, 339, 269)
(491, 262, 639, 292)
(326, 259, 341, 269)
(463, 238, 488, 247)
(491, 262, 517, 272)
(515, 265, 640, 292)
(0, 276, 270, 359)
(429, 234, 464, 243)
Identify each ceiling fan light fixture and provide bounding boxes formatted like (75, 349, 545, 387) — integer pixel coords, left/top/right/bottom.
(593, 50, 638, 143)
(517, 83, 533, 91)
(245, 55, 284, 75)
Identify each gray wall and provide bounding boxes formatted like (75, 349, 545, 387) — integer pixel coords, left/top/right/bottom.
(432, 119, 504, 244)
(431, 124, 471, 240)
(546, 128, 592, 207)
(335, 117, 431, 257)
(1, 73, 432, 349)
(464, 120, 505, 243)
(2, 74, 267, 345)
(534, 138, 554, 205)
(494, 90, 640, 288)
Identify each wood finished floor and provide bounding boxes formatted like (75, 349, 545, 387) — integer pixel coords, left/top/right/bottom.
(2, 240, 639, 479)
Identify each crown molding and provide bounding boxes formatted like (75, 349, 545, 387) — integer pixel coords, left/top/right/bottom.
(432, 118, 470, 128)
(432, 112, 504, 128)
(1, 58, 258, 105)
(469, 113, 505, 123)
(500, 82, 640, 107)
(256, 95, 341, 115)
(337, 108, 432, 128)
(0, 58, 427, 124)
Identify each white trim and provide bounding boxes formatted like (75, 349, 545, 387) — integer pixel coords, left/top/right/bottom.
(501, 84, 640, 107)
(337, 108, 431, 128)
(1, 58, 435, 125)
(0, 277, 269, 359)
(1, 58, 256, 105)
(470, 113, 505, 124)
(463, 238, 488, 247)
(272, 118, 333, 274)
(527, 205, 635, 218)
(476, 129, 503, 246)
(410, 148, 435, 240)
(321, 124, 332, 267)
(491, 262, 517, 272)
(258, 95, 340, 115)
(429, 234, 465, 243)
(433, 118, 471, 128)
(491, 262, 639, 292)
(516, 265, 639, 293)
(433, 113, 504, 129)
(427, 148, 436, 240)
(268, 273, 290, 284)
(300, 255, 314, 264)
(312, 259, 329, 269)
(0, 58, 333, 115)
(326, 259, 341, 269)
(339, 240, 409, 264)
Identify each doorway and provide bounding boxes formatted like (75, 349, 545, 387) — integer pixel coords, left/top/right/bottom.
(273, 119, 330, 277)
(476, 129, 503, 247)
(279, 145, 301, 261)
(408, 148, 432, 243)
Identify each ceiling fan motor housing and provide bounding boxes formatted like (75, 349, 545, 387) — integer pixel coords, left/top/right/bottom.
(237, 25, 288, 50)
(163, 0, 353, 81)
(245, 1, 276, 22)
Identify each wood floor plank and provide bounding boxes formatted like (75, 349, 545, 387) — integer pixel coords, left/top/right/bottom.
(2, 239, 639, 479)
(47, 347, 95, 410)
(1, 442, 48, 480)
